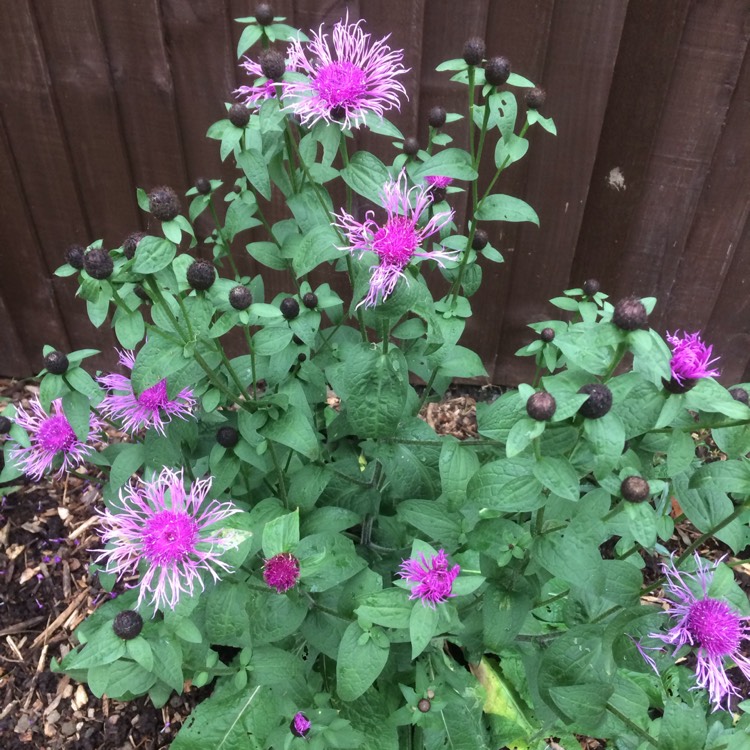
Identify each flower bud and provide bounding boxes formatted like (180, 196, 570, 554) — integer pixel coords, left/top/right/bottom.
(403, 137, 420, 156)
(471, 228, 489, 250)
(280, 297, 300, 319)
(302, 292, 318, 309)
(577, 383, 613, 419)
(525, 87, 546, 110)
(290, 712, 311, 738)
(462, 37, 486, 66)
(662, 376, 697, 394)
(330, 105, 346, 122)
(298, 353, 307, 362)
(428, 106, 447, 129)
(113, 610, 143, 640)
(255, 3, 274, 26)
(122, 231, 145, 260)
(216, 426, 239, 448)
(612, 296, 648, 331)
(186, 259, 216, 291)
(621, 476, 650, 503)
(229, 285, 252, 310)
(228, 103, 250, 128)
(0, 416, 12, 434)
(148, 186, 181, 222)
(44, 351, 69, 375)
(259, 49, 285, 81)
(526, 391, 556, 421)
(292, 334, 304, 346)
(417, 698, 431, 713)
(134, 284, 150, 302)
(729, 387, 749, 405)
(195, 177, 212, 195)
(65, 244, 85, 269)
(582, 278, 600, 296)
(485, 56, 510, 86)
(540, 327, 555, 343)
(83, 248, 114, 280)
(430, 186, 447, 203)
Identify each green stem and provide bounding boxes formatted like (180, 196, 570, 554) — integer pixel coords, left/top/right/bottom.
(534, 588, 570, 609)
(345, 254, 369, 342)
(534, 504, 545, 536)
(282, 119, 299, 193)
(145, 278, 187, 340)
(602, 342, 627, 381)
(209, 199, 240, 280)
(673, 502, 749, 569)
(605, 704, 659, 749)
(173, 292, 195, 341)
(479, 122, 530, 203)
(214, 340, 251, 401)
(242, 326, 258, 399)
(267, 441, 288, 505)
(417, 368, 440, 412)
(381, 320, 390, 355)
(180, 443, 196, 483)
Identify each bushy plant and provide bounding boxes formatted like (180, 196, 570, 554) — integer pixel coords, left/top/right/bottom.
(2, 8, 750, 749)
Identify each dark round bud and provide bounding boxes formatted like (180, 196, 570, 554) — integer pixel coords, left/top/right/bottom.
(428, 106, 447, 129)
(297, 353, 307, 363)
(259, 49, 285, 81)
(148, 186, 181, 222)
(255, 3, 274, 25)
(280, 297, 300, 319)
(471, 228, 489, 250)
(417, 698, 431, 713)
(65, 244, 85, 269)
(186, 259, 216, 291)
(525, 87, 546, 110)
(729, 387, 749, 405)
(83, 248, 114, 280)
(621, 476, 650, 503)
(134, 284, 150, 302)
(662, 376, 697, 394)
(228, 103, 250, 128)
(582, 278, 600, 296)
(0, 416, 12, 435)
(577, 383, 613, 419)
(462, 37, 486, 66)
(290, 713, 311, 738)
(403, 137, 420, 156)
(612, 296, 648, 331)
(216, 426, 239, 448)
(485, 56, 511, 86)
(330, 105, 346, 122)
(44, 351, 69, 375)
(195, 177, 212, 195)
(113, 610, 143, 640)
(526, 391, 556, 421)
(430, 186, 447, 203)
(302, 292, 318, 309)
(540, 327, 555, 343)
(122, 231, 145, 260)
(229, 285, 253, 310)
(292, 334, 304, 345)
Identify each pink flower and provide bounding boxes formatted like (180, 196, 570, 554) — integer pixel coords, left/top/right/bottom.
(98, 350, 195, 436)
(290, 712, 311, 737)
(335, 170, 455, 307)
(666, 331, 720, 386)
(425, 175, 453, 190)
(235, 57, 288, 107)
(639, 554, 750, 711)
(263, 552, 300, 593)
(398, 549, 460, 608)
(9, 397, 102, 480)
(94, 468, 240, 611)
(283, 15, 407, 129)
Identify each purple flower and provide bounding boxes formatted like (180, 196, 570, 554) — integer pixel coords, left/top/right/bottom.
(94, 468, 240, 611)
(425, 175, 453, 190)
(666, 331, 720, 386)
(235, 57, 288, 107)
(398, 549, 460, 608)
(98, 350, 196, 436)
(290, 712, 311, 738)
(640, 554, 750, 711)
(9, 397, 102, 480)
(283, 15, 407, 129)
(263, 552, 300, 593)
(335, 170, 456, 307)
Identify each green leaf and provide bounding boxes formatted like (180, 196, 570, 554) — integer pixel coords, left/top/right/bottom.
(126, 637, 154, 672)
(398, 499, 461, 548)
(476, 194, 540, 225)
(237, 23, 263, 56)
(110, 443, 145, 487)
(533, 530, 604, 592)
(505, 416, 545, 457)
(250, 591, 308, 643)
(261, 408, 318, 460)
(297, 532, 367, 592)
(532, 456, 580, 501)
(548, 683, 613, 732)
(205, 582, 250, 646)
(355, 588, 412, 629)
(340, 152, 389, 205)
(246, 240, 286, 271)
(337, 622, 390, 701)
(225, 195, 261, 241)
(62, 391, 91, 442)
(439, 437, 480, 508)
(132, 236, 177, 274)
(114, 308, 145, 349)
(63, 625, 126, 669)
(468, 457, 544, 512)
(409, 603, 439, 659)
(659, 700, 707, 750)
(292, 224, 341, 277)
(236, 149, 271, 200)
(131, 332, 187, 395)
(88, 660, 156, 699)
(411, 148, 478, 181)
(261, 509, 299, 557)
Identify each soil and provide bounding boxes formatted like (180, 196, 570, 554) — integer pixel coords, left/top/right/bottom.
(0, 379, 747, 749)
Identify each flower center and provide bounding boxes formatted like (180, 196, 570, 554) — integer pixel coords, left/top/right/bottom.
(138, 380, 169, 411)
(686, 597, 743, 656)
(314, 60, 367, 109)
(37, 415, 77, 453)
(143, 509, 199, 564)
(372, 216, 419, 267)
(422, 568, 454, 599)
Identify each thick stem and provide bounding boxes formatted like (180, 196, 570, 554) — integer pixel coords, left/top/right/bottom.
(208, 199, 241, 280)
(267, 441, 288, 505)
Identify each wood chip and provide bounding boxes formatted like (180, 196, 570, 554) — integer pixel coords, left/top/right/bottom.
(30, 589, 88, 649)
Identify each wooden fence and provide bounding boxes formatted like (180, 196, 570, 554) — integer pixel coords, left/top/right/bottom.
(1, 0, 748, 385)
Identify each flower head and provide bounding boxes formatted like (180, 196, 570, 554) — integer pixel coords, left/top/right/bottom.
(236, 56, 289, 107)
(335, 170, 455, 307)
(283, 15, 407, 129)
(263, 552, 300, 593)
(667, 331, 720, 386)
(9, 398, 102, 480)
(94, 468, 240, 611)
(98, 350, 196, 436)
(290, 712, 311, 738)
(425, 175, 453, 190)
(398, 549, 460, 608)
(640, 554, 750, 711)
